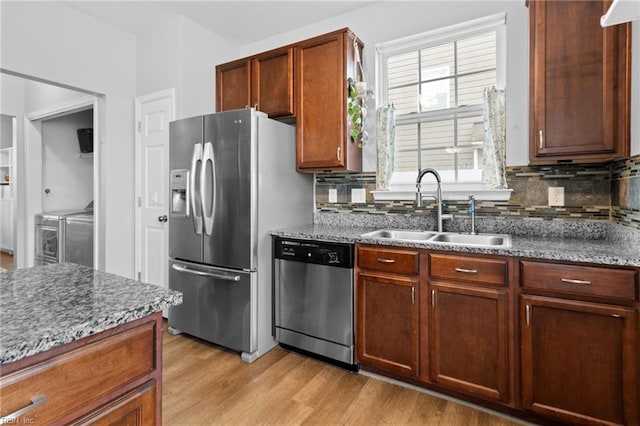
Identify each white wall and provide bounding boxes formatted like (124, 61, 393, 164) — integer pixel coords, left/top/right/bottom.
(1, 74, 26, 267)
(41, 109, 93, 211)
(136, 15, 237, 119)
(1, 1, 137, 277)
(240, 1, 639, 167)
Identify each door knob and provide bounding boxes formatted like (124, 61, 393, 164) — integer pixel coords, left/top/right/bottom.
(158, 215, 168, 222)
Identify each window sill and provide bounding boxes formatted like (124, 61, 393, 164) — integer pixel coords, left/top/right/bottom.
(371, 188, 513, 202)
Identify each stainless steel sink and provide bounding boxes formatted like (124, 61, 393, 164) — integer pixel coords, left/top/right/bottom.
(430, 232, 511, 248)
(360, 229, 512, 248)
(360, 229, 436, 241)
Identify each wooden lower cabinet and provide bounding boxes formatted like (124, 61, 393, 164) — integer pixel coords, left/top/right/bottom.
(520, 295, 639, 425)
(74, 381, 156, 425)
(355, 244, 640, 424)
(356, 271, 419, 378)
(429, 282, 509, 403)
(0, 314, 162, 425)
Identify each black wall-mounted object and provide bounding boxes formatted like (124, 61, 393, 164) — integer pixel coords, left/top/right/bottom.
(77, 128, 93, 153)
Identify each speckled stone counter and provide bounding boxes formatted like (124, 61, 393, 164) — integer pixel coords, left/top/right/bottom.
(271, 222, 640, 268)
(0, 263, 182, 365)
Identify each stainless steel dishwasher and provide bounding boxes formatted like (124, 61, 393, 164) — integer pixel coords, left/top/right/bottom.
(273, 237, 356, 368)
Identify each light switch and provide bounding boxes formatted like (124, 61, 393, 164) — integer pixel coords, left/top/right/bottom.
(351, 188, 366, 204)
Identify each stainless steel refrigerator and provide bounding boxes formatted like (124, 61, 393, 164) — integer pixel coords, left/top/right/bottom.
(168, 108, 313, 363)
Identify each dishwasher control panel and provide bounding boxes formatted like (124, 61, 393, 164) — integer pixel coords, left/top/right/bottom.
(273, 237, 354, 268)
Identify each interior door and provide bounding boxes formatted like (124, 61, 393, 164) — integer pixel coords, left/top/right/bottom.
(136, 89, 174, 296)
(203, 109, 254, 270)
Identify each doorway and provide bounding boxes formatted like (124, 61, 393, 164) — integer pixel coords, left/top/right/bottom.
(0, 114, 16, 270)
(1, 71, 102, 269)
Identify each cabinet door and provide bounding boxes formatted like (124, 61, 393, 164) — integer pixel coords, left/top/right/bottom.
(529, 0, 630, 163)
(73, 382, 156, 425)
(216, 58, 251, 112)
(252, 47, 294, 119)
(356, 272, 419, 378)
(429, 282, 509, 403)
(295, 30, 362, 172)
(520, 295, 638, 425)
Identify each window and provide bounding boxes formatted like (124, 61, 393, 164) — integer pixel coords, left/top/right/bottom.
(376, 13, 506, 191)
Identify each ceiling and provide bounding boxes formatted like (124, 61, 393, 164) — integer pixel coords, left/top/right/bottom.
(61, 1, 374, 45)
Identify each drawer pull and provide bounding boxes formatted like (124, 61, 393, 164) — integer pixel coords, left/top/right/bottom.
(377, 258, 396, 264)
(454, 267, 478, 274)
(0, 395, 47, 422)
(561, 278, 592, 285)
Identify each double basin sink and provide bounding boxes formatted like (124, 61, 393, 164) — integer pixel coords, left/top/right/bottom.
(360, 229, 512, 249)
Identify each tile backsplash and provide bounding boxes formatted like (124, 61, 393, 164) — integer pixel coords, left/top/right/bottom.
(611, 154, 640, 229)
(315, 153, 640, 231)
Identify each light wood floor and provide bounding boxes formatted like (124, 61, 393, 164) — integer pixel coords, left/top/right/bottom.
(0, 251, 13, 271)
(162, 326, 524, 425)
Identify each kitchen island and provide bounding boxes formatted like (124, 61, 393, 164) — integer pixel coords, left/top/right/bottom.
(0, 263, 182, 425)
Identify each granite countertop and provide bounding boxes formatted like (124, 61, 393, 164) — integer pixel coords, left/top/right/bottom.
(271, 223, 640, 268)
(0, 263, 182, 365)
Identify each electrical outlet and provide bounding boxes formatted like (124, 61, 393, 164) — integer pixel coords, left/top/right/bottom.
(351, 188, 366, 204)
(548, 187, 564, 206)
(328, 188, 337, 203)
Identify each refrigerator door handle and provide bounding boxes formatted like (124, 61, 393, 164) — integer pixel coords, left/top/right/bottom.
(189, 143, 203, 235)
(171, 263, 240, 282)
(200, 142, 216, 236)
(185, 170, 191, 218)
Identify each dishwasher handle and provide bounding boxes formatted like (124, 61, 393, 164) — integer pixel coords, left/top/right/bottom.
(171, 263, 240, 282)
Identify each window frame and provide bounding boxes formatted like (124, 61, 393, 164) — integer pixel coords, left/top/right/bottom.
(374, 13, 508, 200)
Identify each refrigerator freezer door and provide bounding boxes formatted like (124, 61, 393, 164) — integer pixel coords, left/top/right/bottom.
(203, 110, 254, 270)
(168, 260, 255, 353)
(169, 116, 203, 263)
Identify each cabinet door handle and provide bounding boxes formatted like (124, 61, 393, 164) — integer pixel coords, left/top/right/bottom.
(0, 395, 47, 422)
(525, 304, 531, 326)
(376, 258, 395, 264)
(454, 267, 478, 274)
(411, 286, 415, 305)
(561, 278, 592, 285)
(337, 147, 341, 162)
(431, 289, 436, 308)
(539, 130, 544, 149)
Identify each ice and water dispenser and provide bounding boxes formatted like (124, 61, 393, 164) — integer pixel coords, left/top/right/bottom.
(170, 170, 188, 215)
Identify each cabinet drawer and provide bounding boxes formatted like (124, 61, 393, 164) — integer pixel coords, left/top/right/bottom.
(521, 261, 638, 302)
(0, 321, 155, 424)
(429, 253, 507, 286)
(357, 245, 419, 275)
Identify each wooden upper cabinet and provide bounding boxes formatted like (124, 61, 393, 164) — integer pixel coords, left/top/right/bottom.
(216, 47, 294, 119)
(529, 0, 631, 164)
(216, 58, 251, 112)
(296, 29, 363, 172)
(252, 47, 295, 119)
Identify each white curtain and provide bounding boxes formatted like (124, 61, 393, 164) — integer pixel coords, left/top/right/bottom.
(482, 86, 507, 189)
(376, 105, 396, 191)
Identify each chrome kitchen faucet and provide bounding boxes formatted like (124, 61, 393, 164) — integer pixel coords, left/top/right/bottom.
(416, 168, 444, 232)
